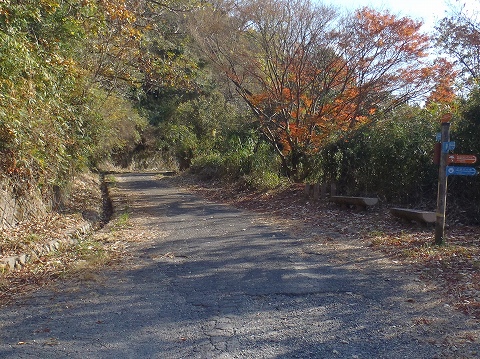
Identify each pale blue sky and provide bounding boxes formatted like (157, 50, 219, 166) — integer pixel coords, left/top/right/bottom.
(321, 0, 478, 32)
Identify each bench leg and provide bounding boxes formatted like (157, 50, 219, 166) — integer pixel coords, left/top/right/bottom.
(304, 183, 311, 198)
(321, 183, 327, 199)
(313, 183, 320, 201)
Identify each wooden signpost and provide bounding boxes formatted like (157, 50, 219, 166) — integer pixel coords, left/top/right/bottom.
(435, 122, 450, 245)
(435, 118, 478, 245)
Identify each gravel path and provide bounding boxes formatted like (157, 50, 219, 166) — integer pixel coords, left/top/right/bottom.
(0, 172, 478, 358)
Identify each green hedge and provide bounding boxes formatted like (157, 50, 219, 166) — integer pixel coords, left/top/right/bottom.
(317, 107, 438, 205)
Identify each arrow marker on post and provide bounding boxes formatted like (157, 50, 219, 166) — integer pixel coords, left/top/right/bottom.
(446, 154, 477, 164)
(442, 141, 456, 153)
(446, 166, 478, 176)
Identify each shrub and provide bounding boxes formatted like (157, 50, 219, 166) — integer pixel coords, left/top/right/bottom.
(190, 132, 284, 191)
(317, 106, 438, 205)
(448, 89, 480, 223)
(190, 152, 225, 180)
(244, 141, 284, 191)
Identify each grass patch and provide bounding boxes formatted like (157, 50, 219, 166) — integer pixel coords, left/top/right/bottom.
(105, 174, 118, 185)
(0, 233, 43, 255)
(114, 211, 131, 229)
(244, 170, 287, 192)
(73, 238, 109, 266)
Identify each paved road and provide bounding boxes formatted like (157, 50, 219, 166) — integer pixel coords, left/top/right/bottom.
(0, 173, 477, 358)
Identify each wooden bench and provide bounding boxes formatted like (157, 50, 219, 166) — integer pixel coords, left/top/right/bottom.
(330, 196, 379, 210)
(390, 208, 436, 224)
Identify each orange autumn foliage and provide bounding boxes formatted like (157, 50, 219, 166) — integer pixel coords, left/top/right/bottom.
(426, 59, 458, 106)
(196, 0, 455, 178)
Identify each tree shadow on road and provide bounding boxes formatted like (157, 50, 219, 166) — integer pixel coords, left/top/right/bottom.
(0, 173, 477, 359)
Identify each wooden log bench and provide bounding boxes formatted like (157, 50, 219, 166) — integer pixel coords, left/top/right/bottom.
(390, 208, 436, 224)
(330, 196, 379, 210)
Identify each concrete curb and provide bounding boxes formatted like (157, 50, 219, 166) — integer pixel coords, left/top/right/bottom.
(0, 222, 92, 272)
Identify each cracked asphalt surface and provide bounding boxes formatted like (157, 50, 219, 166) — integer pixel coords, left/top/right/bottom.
(0, 172, 478, 358)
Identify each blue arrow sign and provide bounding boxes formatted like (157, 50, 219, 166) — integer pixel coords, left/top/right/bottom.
(446, 166, 478, 176)
(442, 141, 456, 153)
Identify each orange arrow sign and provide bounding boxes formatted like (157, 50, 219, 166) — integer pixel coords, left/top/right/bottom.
(447, 154, 477, 164)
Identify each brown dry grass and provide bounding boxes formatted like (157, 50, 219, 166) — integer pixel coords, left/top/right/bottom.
(0, 172, 124, 306)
